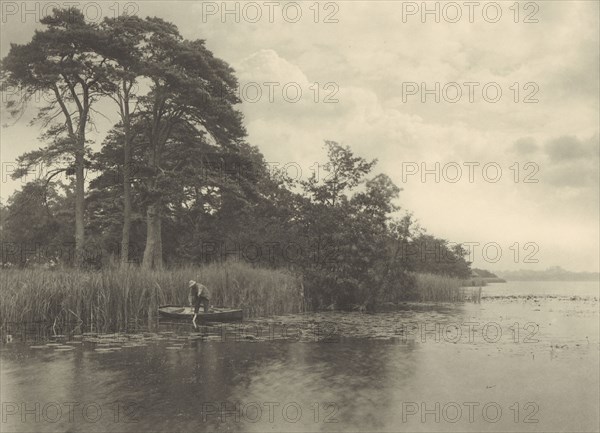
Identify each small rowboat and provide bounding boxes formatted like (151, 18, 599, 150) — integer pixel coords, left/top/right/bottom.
(158, 305, 243, 322)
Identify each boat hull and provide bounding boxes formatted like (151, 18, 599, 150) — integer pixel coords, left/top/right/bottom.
(158, 305, 243, 322)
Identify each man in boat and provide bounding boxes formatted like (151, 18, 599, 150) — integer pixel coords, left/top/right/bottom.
(188, 280, 211, 328)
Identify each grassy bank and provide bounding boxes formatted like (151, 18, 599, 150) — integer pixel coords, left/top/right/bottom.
(0, 261, 304, 331)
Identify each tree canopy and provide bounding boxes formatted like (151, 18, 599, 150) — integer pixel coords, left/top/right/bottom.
(1, 7, 472, 308)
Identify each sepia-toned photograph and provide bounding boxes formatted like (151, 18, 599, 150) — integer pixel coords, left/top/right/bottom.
(0, 1, 598, 432)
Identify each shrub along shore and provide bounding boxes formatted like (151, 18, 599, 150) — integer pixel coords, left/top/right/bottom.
(0, 262, 482, 332)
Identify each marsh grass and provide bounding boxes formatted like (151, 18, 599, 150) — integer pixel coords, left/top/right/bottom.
(0, 261, 304, 332)
(1, 264, 479, 334)
(413, 273, 481, 303)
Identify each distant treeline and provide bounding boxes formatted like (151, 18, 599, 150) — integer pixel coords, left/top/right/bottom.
(470, 268, 506, 283)
(497, 267, 600, 281)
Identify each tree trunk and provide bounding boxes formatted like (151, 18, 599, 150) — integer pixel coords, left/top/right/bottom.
(74, 147, 85, 267)
(120, 79, 131, 265)
(74, 91, 90, 268)
(142, 203, 163, 269)
(120, 94, 132, 266)
(120, 157, 132, 265)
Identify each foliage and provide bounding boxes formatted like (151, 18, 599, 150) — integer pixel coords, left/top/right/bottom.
(1, 8, 110, 265)
(1, 8, 473, 313)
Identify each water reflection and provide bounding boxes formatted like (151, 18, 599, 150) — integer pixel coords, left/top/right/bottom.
(1, 294, 598, 432)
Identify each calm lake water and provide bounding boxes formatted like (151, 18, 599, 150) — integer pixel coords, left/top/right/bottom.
(1, 281, 599, 432)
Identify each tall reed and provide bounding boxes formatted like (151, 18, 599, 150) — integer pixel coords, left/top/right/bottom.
(0, 261, 303, 332)
(413, 272, 467, 302)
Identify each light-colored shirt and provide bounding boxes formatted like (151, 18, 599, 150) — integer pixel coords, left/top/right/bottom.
(189, 283, 210, 305)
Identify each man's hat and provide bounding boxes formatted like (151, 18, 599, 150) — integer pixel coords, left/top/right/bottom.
(188, 280, 196, 288)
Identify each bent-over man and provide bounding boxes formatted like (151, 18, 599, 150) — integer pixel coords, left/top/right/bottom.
(188, 280, 210, 328)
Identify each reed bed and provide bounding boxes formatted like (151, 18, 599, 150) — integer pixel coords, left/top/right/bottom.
(0, 261, 303, 332)
(413, 273, 479, 302)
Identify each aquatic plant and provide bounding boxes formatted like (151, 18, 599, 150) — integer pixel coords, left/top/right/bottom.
(0, 261, 304, 332)
(413, 272, 481, 303)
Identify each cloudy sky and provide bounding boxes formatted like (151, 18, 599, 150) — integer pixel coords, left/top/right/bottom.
(1, 1, 598, 271)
